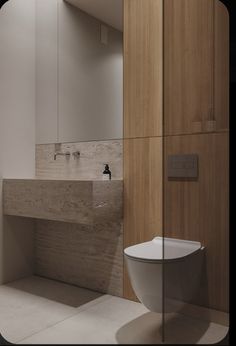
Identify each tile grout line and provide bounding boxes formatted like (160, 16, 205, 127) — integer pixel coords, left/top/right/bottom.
(15, 294, 113, 344)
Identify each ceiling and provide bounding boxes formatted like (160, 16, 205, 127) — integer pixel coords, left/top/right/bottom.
(64, 0, 123, 31)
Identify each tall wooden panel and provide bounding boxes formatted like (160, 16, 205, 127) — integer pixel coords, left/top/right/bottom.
(123, 0, 164, 301)
(124, 137, 163, 300)
(164, 133, 229, 312)
(164, 0, 214, 135)
(214, 0, 229, 131)
(123, 0, 229, 314)
(124, 0, 163, 138)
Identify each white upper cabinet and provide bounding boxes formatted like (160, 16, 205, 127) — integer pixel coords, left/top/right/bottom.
(36, 0, 123, 144)
(36, 0, 58, 144)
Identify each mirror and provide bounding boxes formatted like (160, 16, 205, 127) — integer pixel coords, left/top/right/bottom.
(36, 0, 123, 144)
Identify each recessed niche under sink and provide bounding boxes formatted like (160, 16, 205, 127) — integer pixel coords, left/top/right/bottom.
(3, 179, 123, 225)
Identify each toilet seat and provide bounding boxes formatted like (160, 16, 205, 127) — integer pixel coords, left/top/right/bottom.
(124, 237, 202, 263)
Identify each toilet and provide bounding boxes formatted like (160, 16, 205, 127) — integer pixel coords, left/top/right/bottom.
(124, 237, 205, 313)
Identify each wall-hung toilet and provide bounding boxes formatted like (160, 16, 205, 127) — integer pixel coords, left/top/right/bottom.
(124, 237, 205, 313)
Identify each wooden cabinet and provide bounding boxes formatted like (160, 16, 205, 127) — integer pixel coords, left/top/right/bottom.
(124, 0, 163, 139)
(164, 0, 229, 135)
(214, 0, 230, 132)
(123, 0, 229, 312)
(36, 0, 123, 145)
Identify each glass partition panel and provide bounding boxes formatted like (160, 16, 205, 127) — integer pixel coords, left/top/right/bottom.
(163, 0, 229, 343)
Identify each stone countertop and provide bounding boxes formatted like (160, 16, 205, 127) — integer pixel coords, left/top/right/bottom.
(3, 179, 123, 225)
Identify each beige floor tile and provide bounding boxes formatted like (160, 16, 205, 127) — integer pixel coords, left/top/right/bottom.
(6, 275, 102, 307)
(115, 311, 163, 344)
(0, 276, 103, 343)
(82, 295, 150, 324)
(18, 306, 228, 345)
(18, 296, 163, 344)
(164, 313, 228, 344)
(18, 308, 161, 344)
(0, 276, 229, 345)
(196, 322, 229, 344)
(18, 313, 121, 344)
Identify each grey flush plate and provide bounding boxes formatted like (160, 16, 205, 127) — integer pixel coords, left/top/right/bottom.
(167, 154, 199, 179)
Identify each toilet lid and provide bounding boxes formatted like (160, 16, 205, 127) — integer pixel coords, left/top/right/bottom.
(124, 237, 202, 261)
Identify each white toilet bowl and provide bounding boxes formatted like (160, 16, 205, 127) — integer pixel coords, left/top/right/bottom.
(124, 237, 205, 313)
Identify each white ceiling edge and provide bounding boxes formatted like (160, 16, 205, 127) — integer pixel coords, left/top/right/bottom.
(64, 0, 123, 32)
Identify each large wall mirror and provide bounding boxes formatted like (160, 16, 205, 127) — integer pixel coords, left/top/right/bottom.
(36, 0, 123, 144)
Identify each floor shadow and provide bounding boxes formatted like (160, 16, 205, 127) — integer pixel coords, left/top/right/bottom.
(164, 313, 210, 344)
(116, 312, 163, 344)
(116, 311, 215, 345)
(5, 275, 103, 308)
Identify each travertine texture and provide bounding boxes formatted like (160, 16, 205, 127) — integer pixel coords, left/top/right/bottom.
(93, 180, 123, 223)
(3, 179, 123, 225)
(36, 140, 123, 180)
(3, 179, 92, 225)
(35, 220, 123, 297)
(3, 178, 124, 296)
(3, 140, 123, 296)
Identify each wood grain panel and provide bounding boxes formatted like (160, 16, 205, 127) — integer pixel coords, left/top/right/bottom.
(164, 133, 229, 312)
(124, 137, 163, 300)
(164, 0, 214, 135)
(124, 0, 163, 138)
(214, 0, 229, 131)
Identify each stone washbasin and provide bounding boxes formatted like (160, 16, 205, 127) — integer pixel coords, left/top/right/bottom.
(3, 179, 123, 225)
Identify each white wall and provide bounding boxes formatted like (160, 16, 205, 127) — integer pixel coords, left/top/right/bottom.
(36, 0, 58, 144)
(36, 0, 123, 144)
(0, 0, 36, 178)
(0, 0, 36, 284)
(65, 0, 123, 31)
